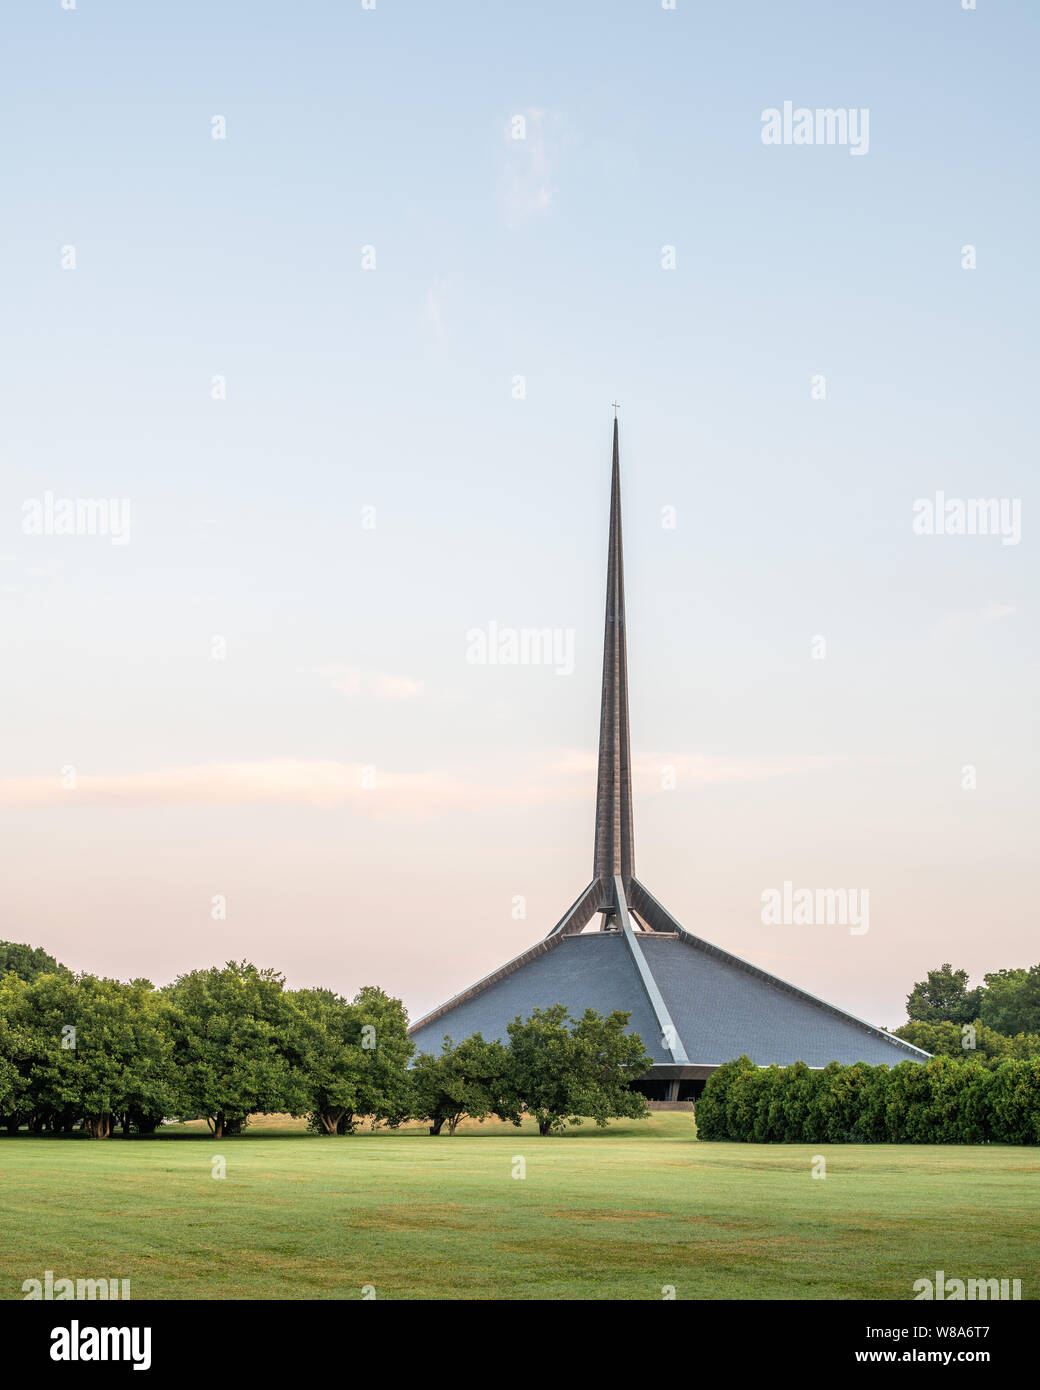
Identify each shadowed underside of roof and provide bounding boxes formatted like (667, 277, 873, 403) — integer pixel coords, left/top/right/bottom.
(408, 930, 928, 1069)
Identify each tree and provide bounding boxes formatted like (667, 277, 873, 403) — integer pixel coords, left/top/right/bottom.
(290, 988, 363, 1135)
(504, 1004, 651, 1136)
(0, 972, 175, 1137)
(906, 964, 983, 1025)
(981, 966, 1040, 1038)
(0, 1051, 18, 1125)
(73, 977, 176, 1138)
(0, 973, 37, 1132)
(0, 942, 70, 984)
(894, 1018, 1040, 1068)
(350, 985, 414, 1129)
(165, 962, 300, 1138)
(410, 1033, 511, 1135)
(290, 984, 413, 1135)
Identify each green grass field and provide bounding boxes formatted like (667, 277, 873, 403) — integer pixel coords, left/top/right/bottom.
(2, 1112, 1037, 1300)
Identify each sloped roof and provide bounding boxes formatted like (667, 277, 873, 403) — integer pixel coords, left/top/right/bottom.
(410, 934, 664, 1061)
(408, 930, 927, 1068)
(407, 423, 928, 1075)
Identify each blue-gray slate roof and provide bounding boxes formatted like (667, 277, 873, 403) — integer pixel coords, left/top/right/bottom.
(409, 930, 927, 1069)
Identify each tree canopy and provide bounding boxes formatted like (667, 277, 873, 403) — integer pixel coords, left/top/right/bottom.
(164, 962, 301, 1138)
(504, 1004, 651, 1136)
(410, 1033, 511, 1135)
(0, 941, 70, 984)
(291, 984, 413, 1134)
(906, 963, 984, 1025)
(981, 966, 1040, 1037)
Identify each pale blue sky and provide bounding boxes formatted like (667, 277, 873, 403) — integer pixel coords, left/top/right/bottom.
(1, 0, 1036, 1026)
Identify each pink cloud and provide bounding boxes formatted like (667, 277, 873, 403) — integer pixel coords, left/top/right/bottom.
(331, 669, 424, 700)
(0, 751, 861, 817)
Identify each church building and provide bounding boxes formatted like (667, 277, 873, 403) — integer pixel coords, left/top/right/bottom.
(409, 419, 928, 1098)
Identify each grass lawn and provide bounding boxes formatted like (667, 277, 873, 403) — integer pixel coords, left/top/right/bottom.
(2, 1112, 1037, 1300)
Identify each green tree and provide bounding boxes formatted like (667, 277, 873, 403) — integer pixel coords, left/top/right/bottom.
(0, 973, 37, 1131)
(504, 1004, 651, 1136)
(0, 1052, 18, 1123)
(351, 985, 414, 1129)
(0, 972, 175, 1137)
(981, 966, 1040, 1037)
(0, 942, 70, 983)
(165, 962, 300, 1138)
(894, 1017, 1040, 1068)
(906, 963, 983, 1025)
(410, 1033, 511, 1136)
(290, 984, 413, 1135)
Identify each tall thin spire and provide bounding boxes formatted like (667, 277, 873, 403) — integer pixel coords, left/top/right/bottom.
(593, 417, 635, 893)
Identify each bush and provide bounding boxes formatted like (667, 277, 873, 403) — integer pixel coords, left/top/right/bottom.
(693, 1056, 755, 1140)
(989, 1058, 1040, 1145)
(694, 1055, 1038, 1144)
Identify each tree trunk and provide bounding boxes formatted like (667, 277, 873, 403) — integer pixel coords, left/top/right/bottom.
(538, 1117, 553, 1136)
(429, 1118, 444, 1135)
(447, 1117, 458, 1136)
(212, 1113, 225, 1140)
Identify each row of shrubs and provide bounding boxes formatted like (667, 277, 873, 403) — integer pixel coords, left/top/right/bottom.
(695, 1055, 1040, 1144)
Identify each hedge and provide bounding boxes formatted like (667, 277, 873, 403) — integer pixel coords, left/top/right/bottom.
(695, 1055, 1040, 1144)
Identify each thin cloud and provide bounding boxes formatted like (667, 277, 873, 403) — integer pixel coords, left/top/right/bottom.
(932, 603, 1016, 638)
(423, 277, 448, 345)
(0, 751, 861, 817)
(331, 669, 424, 701)
(500, 108, 567, 221)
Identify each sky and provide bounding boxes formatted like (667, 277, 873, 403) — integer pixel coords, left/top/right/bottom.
(1, 0, 1037, 1030)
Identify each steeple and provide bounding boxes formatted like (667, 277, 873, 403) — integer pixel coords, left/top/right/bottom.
(410, 408, 933, 1085)
(593, 417, 635, 894)
(543, 415, 649, 940)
